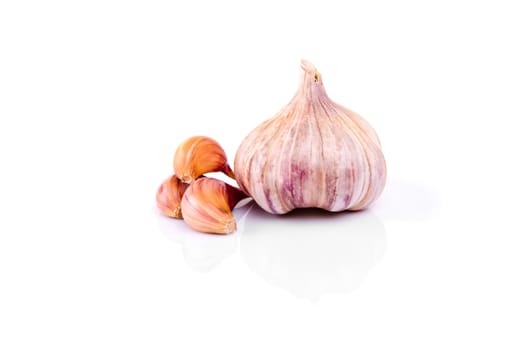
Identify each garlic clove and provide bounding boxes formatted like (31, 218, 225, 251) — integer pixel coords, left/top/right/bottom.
(173, 136, 235, 183)
(234, 60, 387, 214)
(181, 177, 248, 234)
(156, 175, 189, 218)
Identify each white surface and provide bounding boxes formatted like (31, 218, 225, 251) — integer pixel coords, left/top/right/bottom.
(1, 1, 524, 349)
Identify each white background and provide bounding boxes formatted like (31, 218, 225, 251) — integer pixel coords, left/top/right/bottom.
(1, 0, 524, 349)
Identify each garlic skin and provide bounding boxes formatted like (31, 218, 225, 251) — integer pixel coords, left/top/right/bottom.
(173, 136, 235, 183)
(234, 60, 386, 214)
(181, 177, 247, 234)
(156, 175, 189, 218)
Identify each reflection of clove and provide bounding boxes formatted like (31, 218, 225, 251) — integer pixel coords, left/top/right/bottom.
(157, 202, 252, 272)
(240, 206, 386, 301)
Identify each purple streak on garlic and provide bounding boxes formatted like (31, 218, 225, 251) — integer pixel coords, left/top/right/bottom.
(234, 60, 387, 214)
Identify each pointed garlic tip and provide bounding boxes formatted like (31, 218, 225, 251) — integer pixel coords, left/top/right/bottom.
(156, 175, 189, 219)
(300, 59, 321, 82)
(223, 163, 236, 180)
(173, 135, 235, 183)
(181, 178, 248, 234)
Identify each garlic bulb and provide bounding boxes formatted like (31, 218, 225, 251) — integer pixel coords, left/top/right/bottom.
(234, 60, 386, 214)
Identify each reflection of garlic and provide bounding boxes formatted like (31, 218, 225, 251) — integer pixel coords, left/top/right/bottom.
(156, 175, 189, 218)
(235, 60, 387, 214)
(174, 136, 235, 183)
(181, 178, 247, 234)
(158, 204, 252, 271)
(157, 213, 239, 273)
(240, 206, 386, 301)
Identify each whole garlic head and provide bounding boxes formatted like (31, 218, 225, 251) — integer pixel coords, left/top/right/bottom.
(234, 60, 387, 214)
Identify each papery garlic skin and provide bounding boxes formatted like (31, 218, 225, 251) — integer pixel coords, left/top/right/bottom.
(173, 136, 235, 183)
(181, 177, 247, 234)
(234, 60, 386, 214)
(156, 175, 189, 218)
